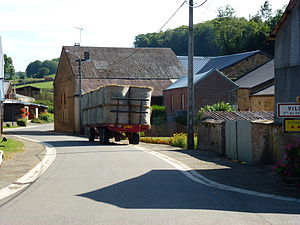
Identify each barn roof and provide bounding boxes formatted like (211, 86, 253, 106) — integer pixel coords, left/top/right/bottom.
(235, 60, 274, 88)
(164, 68, 237, 91)
(62, 46, 186, 80)
(178, 50, 262, 74)
(201, 111, 274, 123)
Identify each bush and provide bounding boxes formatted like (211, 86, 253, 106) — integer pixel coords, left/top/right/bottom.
(169, 133, 187, 148)
(197, 102, 235, 121)
(151, 105, 167, 125)
(273, 141, 300, 178)
(17, 119, 27, 126)
(38, 113, 54, 122)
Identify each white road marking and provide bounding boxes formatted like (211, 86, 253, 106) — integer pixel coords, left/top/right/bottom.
(0, 137, 56, 200)
(135, 145, 300, 203)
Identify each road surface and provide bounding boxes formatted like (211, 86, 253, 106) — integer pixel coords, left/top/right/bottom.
(0, 124, 299, 225)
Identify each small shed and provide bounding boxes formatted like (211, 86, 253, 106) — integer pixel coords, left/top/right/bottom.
(163, 69, 238, 118)
(198, 111, 274, 162)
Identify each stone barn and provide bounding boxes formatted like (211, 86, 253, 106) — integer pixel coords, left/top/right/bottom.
(54, 46, 186, 133)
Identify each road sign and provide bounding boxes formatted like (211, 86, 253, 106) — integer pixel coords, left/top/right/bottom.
(283, 119, 300, 132)
(277, 103, 300, 118)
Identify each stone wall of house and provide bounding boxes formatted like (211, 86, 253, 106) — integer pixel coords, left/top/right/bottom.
(249, 95, 274, 111)
(223, 53, 272, 80)
(197, 122, 225, 155)
(54, 52, 77, 133)
(237, 88, 250, 110)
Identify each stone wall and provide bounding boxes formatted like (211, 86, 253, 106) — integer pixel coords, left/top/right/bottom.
(145, 122, 187, 137)
(197, 122, 225, 155)
(223, 53, 272, 80)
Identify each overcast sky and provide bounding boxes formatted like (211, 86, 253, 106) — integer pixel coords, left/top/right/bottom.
(0, 0, 290, 71)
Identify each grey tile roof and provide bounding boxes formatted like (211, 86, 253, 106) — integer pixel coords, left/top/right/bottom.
(201, 111, 274, 123)
(252, 85, 274, 96)
(235, 60, 274, 88)
(63, 46, 186, 80)
(198, 50, 261, 73)
(178, 50, 262, 74)
(164, 69, 237, 91)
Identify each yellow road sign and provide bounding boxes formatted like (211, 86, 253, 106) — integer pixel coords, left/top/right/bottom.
(284, 119, 300, 132)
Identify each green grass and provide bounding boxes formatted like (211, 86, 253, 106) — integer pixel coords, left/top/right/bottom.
(1, 138, 24, 160)
(17, 81, 53, 90)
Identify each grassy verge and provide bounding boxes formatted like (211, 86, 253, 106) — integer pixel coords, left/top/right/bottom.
(140, 134, 198, 149)
(1, 138, 24, 160)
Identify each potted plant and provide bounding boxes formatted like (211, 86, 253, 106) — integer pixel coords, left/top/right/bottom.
(273, 141, 300, 187)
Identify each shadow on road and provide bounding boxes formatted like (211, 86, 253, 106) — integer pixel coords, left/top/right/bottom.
(76, 170, 300, 213)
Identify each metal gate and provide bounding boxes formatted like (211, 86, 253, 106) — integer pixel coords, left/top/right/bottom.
(225, 120, 252, 162)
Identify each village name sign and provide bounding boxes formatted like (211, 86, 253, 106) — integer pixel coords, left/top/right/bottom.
(278, 102, 300, 133)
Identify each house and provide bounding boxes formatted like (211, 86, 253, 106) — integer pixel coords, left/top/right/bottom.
(3, 100, 47, 122)
(163, 69, 238, 118)
(178, 50, 272, 80)
(235, 60, 274, 111)
(270, 0, 300, 123)
(16, 86, 41, 98)
(54, 46, 186, 133)
(3, 81, 15, 99)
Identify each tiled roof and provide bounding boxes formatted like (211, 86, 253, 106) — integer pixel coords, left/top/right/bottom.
(198, 50, 261, 74)
(235, 60, 274, 88)
(178, 50, 262, 74)
(63, 46, 186, 80)
(201, 111, 274, 123)
(164, 68, 237, 91)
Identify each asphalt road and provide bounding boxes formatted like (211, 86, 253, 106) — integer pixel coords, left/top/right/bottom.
(0, 124, 299, 225)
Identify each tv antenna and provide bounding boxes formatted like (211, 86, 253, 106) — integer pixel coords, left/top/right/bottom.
(74, 27, 83, 46)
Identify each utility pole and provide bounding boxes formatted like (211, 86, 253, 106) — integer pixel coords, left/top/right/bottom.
(187, 0, 194, 150)
(75, 51, 90, 134)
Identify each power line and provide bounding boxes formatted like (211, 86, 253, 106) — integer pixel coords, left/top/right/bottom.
(157, 0, 187, 33)
(108, 0, 187, 67)
(187, 0, 209, 8)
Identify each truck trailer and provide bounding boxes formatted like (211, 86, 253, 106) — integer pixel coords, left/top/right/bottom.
(82, 85, 152, 144)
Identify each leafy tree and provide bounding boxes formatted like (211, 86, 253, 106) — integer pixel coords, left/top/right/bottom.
(36, 67, 50, 78)
(4, 54, 16, 80)
(26, 60, 42, 77)
(134, 3, 285, 57)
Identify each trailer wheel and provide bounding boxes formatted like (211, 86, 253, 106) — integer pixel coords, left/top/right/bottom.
(89, 128, 95, 142)
(129, 132, 140, 144)
(99, 127, 110, 144)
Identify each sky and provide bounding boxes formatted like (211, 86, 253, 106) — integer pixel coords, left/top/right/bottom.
(0, 0, 290, 72)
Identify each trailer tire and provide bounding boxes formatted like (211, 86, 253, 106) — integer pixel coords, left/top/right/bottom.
(99, 127, 110, 144)
(129, 132, 140, 144)
(89, 128, 95, 142)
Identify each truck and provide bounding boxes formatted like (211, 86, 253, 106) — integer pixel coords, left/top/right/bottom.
(82, 85, 152, 144)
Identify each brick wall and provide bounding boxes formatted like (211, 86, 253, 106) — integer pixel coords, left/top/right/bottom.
(163, 88, 187, 114)
(194, 71, 237, 113)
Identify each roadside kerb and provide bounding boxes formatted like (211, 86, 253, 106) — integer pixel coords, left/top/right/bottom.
(135, 145, 300, 203)
(0, 136, 56, 200)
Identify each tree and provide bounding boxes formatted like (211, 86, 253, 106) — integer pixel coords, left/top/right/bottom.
(4, 54, 16, 80)
(26, 60, 42, 77)
(260, 1, 273, 21)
